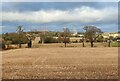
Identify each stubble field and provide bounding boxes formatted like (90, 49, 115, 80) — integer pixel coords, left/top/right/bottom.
(2, 47, 118, 79)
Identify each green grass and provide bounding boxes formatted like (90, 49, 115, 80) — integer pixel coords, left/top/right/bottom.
(111, 42, 120, 47)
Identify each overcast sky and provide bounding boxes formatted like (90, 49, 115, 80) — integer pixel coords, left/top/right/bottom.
(1, 2, 118, 33)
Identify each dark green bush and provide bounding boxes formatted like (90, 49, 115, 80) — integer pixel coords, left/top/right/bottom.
(44, 36, 58, 43)
(2, 33, 28, 44)
(0, 41, 6, 50)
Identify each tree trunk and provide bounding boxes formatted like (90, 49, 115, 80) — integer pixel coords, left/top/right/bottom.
(29, 39, 32, 48)
(108, 41, 111, 47)
(64, 36, 67, 47)
(28, 39, 32, 48)
(19, 44, 21, 48)
(19, 33, 21, 48)
(90, 41, 94, 47)
(65, 42, 66, 47)
(82, 41, 85, 47)
(42, 38, 44, 44)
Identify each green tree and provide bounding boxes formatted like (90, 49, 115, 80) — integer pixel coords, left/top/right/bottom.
(3, 33, 27, 44)
(2, 33, 12, 48)
(2, 32, 28, 49)
(0, 39, 6, 50)
(83, 26, 102, 47)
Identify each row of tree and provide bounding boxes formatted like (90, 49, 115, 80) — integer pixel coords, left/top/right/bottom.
(39, 26, 107, 47)
(1, 26, 34, 49)
(1, 25, 114, 49)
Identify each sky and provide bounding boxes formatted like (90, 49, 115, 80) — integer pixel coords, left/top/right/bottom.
(1, 2, 118, 33)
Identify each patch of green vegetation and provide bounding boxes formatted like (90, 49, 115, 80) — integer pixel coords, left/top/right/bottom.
(44, 36, 58, 43)
(2, 33, 28, 44)
(111, 42, 120, 47)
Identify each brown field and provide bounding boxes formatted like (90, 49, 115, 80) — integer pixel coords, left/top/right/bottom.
(2, 47, 118, 79)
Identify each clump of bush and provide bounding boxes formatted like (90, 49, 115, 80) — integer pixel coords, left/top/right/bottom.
(2, 33, 28, 44)
(0, 41, 6, 50)
(44, 36, 58, 43)
(1, 33, 29, 49)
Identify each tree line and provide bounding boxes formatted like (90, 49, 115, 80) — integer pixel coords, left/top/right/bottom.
(1, 25, 118, 50)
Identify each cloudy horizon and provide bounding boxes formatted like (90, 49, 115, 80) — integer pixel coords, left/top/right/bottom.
(1, 2, 118, 33)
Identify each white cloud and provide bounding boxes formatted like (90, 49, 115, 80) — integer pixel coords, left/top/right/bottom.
(1, 6, 118, 23)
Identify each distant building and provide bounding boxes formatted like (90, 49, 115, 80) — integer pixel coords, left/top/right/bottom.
(72, 27, 78, 36)
(102, 32, 120, 38)
(72, 32, 78, 36)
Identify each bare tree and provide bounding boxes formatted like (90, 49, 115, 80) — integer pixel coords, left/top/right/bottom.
(39, 26, 48, 44)
(63, 27, 71, 47)
(39, 31, 46, 44)
(16, 26, 23, 48)
(83, 26, 102, 47)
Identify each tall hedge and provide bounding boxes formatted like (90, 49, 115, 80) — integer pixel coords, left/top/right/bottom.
(44, 36, 58, 43)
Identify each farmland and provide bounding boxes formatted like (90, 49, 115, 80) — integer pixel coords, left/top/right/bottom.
(2, 47, 118, 79)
